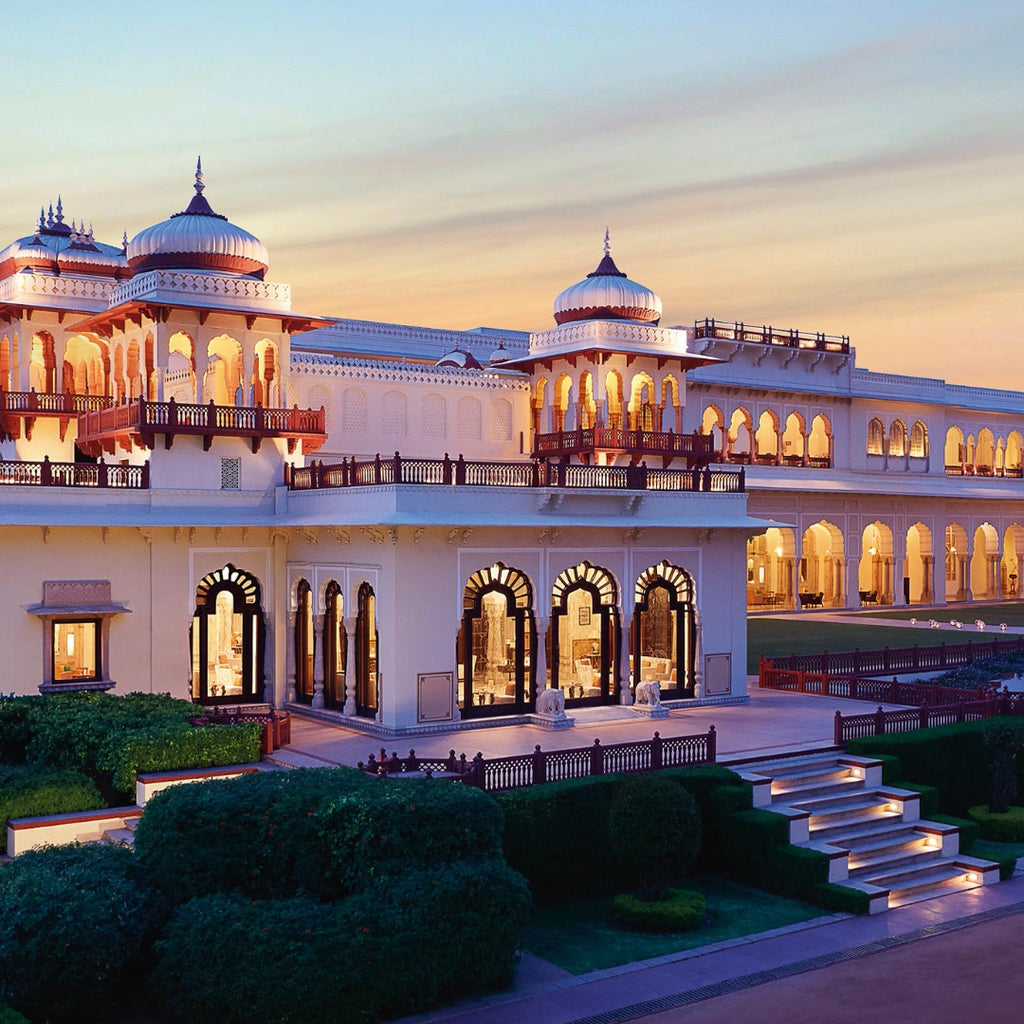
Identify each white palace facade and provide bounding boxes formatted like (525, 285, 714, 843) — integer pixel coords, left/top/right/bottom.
(1, 165, 1021, 734)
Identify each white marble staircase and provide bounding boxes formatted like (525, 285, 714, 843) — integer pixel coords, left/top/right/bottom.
(737, 753, 999, 913)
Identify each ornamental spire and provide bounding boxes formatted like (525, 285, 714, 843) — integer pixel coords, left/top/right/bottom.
(603, 227, 610, 257)
(194, 156, 204, 196)
(55, 196, 64, 224)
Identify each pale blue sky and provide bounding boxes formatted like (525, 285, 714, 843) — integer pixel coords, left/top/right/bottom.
(3, 1, 1021, 384)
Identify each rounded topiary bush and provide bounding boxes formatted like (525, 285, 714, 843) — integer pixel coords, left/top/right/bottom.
(613, 888, 707, 932)
(608, 774, 702, 895)
(0, 765, 105, 853)
(967, 804, 1024, 842)
(0, 843, 159, 1023)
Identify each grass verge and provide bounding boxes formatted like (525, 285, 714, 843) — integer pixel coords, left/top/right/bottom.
(524, 876, 823, 974)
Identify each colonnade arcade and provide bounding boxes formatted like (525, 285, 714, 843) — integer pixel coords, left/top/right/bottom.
(6, 328, 283, 407)
(457, 559, 696, 719)
(748, 520, 1024, 611)
(701, 405, 832, 468)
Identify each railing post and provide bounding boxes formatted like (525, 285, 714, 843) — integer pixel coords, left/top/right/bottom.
(40, 455, 51, 486)
(531, 460, 541, 487)
(207, 399, 216, 430)
(874, 705, 885, 736)
(919, 705, 928, 729)
(374, 452, 382, 485)
(850, 676, 858, 700)
(141, 461, 150, 488)
(590, 739, 603, 777)
(531, 744, 545, 786)
(854, 648, 860, 673)
(471, 752, 486, 790)
(442, 452, 452, 485)
(456, 454, 466, 486)
(651, 731, 663, 771)
(834, 711, 843, 747)
(890, 677, 898, 703)
(707, 724, 716, 762)
(393, 451, 402, 484)
(912, 644, 920, 670)
(940, 642, 947, 668)
(97, 459, 108, 488)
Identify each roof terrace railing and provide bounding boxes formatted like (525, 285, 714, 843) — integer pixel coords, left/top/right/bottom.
(693, 317, 850, 353)
(0, 457, 149, 489)
(286, 452, 745, 493)
(0, 390, 115, 415)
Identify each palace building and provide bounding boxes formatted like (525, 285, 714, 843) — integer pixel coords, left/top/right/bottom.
(2, 165, 1020, 734)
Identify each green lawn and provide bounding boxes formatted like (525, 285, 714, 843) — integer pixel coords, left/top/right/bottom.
(855, 602, 1024, 627)
(524, 876, 823, 974)
(747, 619, 952, 673)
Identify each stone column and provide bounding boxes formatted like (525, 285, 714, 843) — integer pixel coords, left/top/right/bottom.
(311, 613, 325, 709)
(343, 616, 358, 716)
(619, 618, 633, 705)
(922, 555, 934, 604)
(533, 613, 550, 699)
(285, 612, 297, 703)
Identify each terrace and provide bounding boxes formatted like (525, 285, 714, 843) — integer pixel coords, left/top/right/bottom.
(532, 427, 716, 469)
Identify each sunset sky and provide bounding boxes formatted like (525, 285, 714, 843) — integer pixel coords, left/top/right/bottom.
(2, 1, 1021, 386)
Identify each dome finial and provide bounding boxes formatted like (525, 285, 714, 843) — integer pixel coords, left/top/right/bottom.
(194, 156, 205, 196)
(604, 227, 610, 257)
(55, 196, 64, 224)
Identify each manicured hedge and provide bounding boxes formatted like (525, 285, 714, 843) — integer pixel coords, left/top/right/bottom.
(155, 861, 532, 1024)
(613, 888, 706, 932)
(847, 720, 1024, 815)
(0, 844, 160, 1024)
(134, 767, 378, 905)
(0, 1005, 29, 1024)
(0, 765, 105, 853)
(968, 804, 1024, 843)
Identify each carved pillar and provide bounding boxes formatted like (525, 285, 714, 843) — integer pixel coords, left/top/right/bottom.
(343, 616, 358, 716)
(533, 613, 550, 698)
(959, 557, 969, 601)
(285, 611, 297, 703)
(311, 612, 325, 709)
(922, 555, 934, 604)
(619, 618, 633, 705)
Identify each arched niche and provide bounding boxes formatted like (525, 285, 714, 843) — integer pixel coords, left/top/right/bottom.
(633, 561, 695, 699)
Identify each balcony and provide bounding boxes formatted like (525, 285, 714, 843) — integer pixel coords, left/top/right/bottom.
(75, 398, 327, 457)
(0, 390, 115, 442)
(0, 457, 148, 489)
(532, 427, 715, 469)
(286, 452, 744, 493)
(693, 317, 850, 353)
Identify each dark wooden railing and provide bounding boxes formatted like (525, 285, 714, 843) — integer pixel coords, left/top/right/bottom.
(0, 390, 115, 414)
(694, 317, 850, 353)
(834, 695, 1024, 746)
(189, 707, 292, 755)
(287, 453, 745, 493)
(533, 427, 714, 461)
(359, 727, 717, 793)
(77, 398, 325, 439)
(760, 636, 1024, 678)
(0, 456, 149, 489)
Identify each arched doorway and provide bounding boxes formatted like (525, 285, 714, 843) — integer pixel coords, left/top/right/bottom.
(859, 522, 894, 605)
(782, 412, 805, 465)
(905, 523, 933, 605)
(945, 524, 969, 601)
(944, 427, 964, 475)
(190, 564, 265, 704)
(747, 527, 796, 610)
(633, 562, 695, 700)
(808, 414, 831, 467)
(550, 562, 620, 707)
(971, 523, 999, 600)
(701, 406, 725, 459)
(801, 521, 844, 608)
(323, 581, 347, 710)
(294, 579, 314, 704)
(355, 582, 378, 718)
(457, 563, 535, 717)
(727, 407, 753, 463)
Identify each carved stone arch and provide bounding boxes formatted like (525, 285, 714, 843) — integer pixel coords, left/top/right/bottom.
(458, 562, 536, 718)
(867, 416, 886, 456)
(633, 561, 696, 698)
(190, 563, 265, 704)
(322, 579, 347, 710)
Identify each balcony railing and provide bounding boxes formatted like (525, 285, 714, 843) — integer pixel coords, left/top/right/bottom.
(0, 457, 149, 489)
(286, 452, 745, 493)
(533, 428, 715, 468)
(76, 398, 326, 455)
(0, 390, 116, 415)
(694, 317, 850, 353)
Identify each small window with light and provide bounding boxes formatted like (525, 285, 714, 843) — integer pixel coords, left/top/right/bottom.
(52, 619, 101, 682)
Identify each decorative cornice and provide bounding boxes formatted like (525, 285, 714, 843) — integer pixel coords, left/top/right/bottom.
(289, 353, 529, 391)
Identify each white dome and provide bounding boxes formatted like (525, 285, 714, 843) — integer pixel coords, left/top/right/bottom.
(553, 250, 662, 326)
(127, 162, 269, 278)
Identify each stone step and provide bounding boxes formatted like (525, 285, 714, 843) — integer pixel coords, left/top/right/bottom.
(101, 827, 136, 848)
(741, 755, 852, 779)
(838, 824, 921, 853)
(771, 776, 865, 803)
(877, 863, 978, 908)
(796, 790, 890, 815)
(848, 844, 942, 878)
(811, 808, 903, 840)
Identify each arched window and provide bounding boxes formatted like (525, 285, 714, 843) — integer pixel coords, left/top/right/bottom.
(867, 418, 885, 455)
(458, 563, 535, 717)
(323, 581, 347, 710)
(355, 582, 378, 718)
(910, 420, 928, 458)
(550, 562, 620, 707)
(294, 579, 314, 704)
(889, 419, 907, 457)
(755, 411, 779, 461)
(190, 564, 265, 704)
(782, 412, 805, 463)
(633, 562, 695, 699)
(808, 414, 831, 467)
